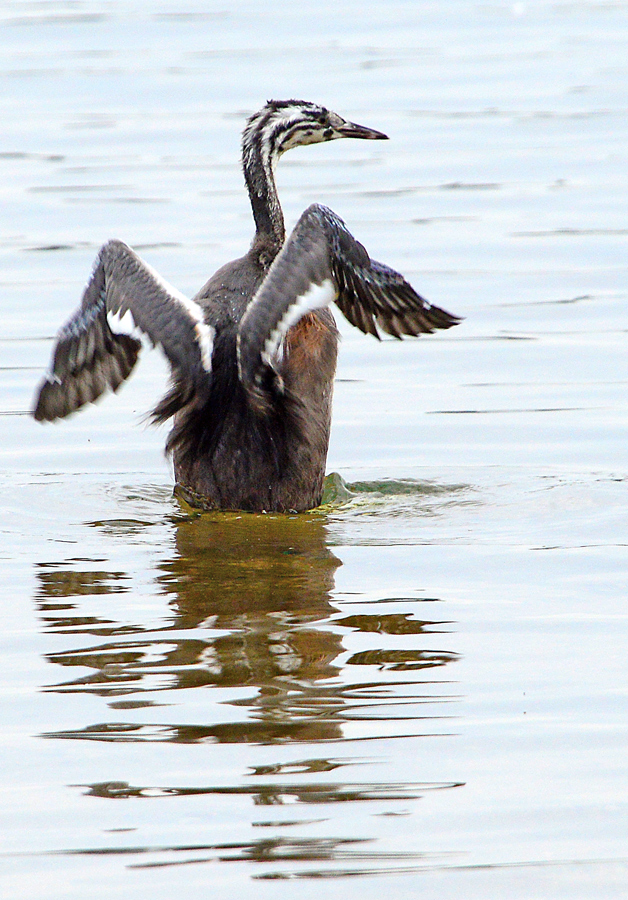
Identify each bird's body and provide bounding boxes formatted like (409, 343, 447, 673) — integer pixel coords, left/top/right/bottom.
(33, 100, 460, 512)
(168, 245, 338, 511)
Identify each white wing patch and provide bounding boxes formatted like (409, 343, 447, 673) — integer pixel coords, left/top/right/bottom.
(262, 278, 336, 366)
(107, 307, 143, 340)
(195, 321, 215, 373)
(107, 260, 214, 374)
(142, 260, 215, 374)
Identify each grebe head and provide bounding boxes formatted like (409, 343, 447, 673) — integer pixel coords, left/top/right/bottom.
(242, 99, 388, 166)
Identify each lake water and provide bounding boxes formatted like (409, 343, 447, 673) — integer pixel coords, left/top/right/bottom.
(1, 1, 627, 897)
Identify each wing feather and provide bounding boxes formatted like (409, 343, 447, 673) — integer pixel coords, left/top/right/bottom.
(237, 203, 460, 411)
(33, 240, 214, 422)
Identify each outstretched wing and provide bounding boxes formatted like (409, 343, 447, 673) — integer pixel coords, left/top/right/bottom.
(33, 240, 214, 422)
(237, 203, 461, 409)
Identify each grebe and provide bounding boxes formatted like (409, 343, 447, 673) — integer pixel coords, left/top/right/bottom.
(33, 100, 460, 512)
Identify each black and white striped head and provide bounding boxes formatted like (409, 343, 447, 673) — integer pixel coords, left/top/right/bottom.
(242, 99, 388, 168)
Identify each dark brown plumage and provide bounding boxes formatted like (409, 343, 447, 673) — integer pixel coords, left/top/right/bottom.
(33, 100, 460, 512)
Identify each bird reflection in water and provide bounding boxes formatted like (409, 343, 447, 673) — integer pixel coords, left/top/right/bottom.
(35, 507, 457, 748)
(155, 510, 346, 744)
(36, 511, 348, 745)
(34, 507, 462, 876)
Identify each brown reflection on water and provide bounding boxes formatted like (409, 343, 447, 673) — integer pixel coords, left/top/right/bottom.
(160, 512, 342, 698)
(34, 507, 463, 877)
(36, 509, 458, 747)
(48, 833, 460, 875)
(37, 512, 345, 743)
(81, 777, 460, 804)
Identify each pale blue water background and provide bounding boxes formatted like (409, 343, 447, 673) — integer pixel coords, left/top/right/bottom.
(1, 1, 627, 897)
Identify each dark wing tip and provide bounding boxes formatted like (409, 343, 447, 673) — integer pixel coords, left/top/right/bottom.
(311, 207, 462, 341)
(423, 305, 463, 331)
(336, 258, 462, 340)
(33, 333, 140, 422)
(32, 239, 214, 427)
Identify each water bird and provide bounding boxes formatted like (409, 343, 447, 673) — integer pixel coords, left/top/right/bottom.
(33, 99, 460, 512)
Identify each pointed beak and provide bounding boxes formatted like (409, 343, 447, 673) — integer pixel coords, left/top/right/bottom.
(335, 119, 389, 141)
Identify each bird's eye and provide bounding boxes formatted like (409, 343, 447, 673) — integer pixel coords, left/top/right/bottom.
(318, 115, 327, 124)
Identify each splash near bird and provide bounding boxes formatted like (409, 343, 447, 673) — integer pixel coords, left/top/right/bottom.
(33, 100, 460, 512)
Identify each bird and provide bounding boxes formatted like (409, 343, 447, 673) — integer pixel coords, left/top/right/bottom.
(33, 99, 460, 513)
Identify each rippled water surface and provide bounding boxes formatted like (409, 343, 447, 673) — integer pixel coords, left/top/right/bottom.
(2, 1, 627, 897)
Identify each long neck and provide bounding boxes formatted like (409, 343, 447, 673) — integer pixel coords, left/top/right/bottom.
(242, 134, 285, 254)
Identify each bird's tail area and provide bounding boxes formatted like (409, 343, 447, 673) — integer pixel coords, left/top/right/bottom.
(153, 371, 305, 485)
(148, 375, 210, 460)
(149, 377, 195, 427)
